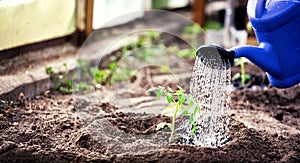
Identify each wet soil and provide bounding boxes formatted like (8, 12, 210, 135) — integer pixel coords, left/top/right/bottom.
(0, 62, 299, 162)
(0, 24, 299, 162)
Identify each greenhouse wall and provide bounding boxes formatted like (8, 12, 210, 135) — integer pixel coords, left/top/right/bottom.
(0, 0, 76, 51)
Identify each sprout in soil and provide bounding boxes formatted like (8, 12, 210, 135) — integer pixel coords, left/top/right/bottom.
(233, 57, 251, 87)
(46, 59, 112, 94)
(152, 86, 199, 143)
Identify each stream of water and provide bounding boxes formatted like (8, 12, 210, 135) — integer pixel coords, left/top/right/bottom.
(179, 54, 232, 147)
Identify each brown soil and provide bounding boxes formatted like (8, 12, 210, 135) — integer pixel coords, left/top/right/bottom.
(106, 112, 172, 135)
(1, 62, 299, 162)
(0, 28, 299, 162)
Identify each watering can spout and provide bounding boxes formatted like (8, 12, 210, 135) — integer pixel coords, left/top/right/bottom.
(231, 43, 281, 77)
(196, 44, 283, 86)
(196, 44, 281, 77)
(197, 0, 300, 88)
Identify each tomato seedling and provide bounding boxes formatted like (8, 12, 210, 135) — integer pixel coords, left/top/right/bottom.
(154, 86, 199, 143)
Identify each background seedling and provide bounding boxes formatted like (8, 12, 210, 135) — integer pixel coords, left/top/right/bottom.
(203, 20, 223, 31)
(46, 29, 196, 94)
(110, 30, 165, 83)
(46, 59, 110, 94)
(233, 57, 251, 87)
(169, 45, 196, 60)
(182, 23, 203, 47)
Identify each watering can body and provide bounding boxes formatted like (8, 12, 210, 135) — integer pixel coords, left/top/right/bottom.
(232, 0, 300, 88)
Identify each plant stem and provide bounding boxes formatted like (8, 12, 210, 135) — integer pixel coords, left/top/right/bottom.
(169, 103, 179, 142)
(240, 58, 246, 87)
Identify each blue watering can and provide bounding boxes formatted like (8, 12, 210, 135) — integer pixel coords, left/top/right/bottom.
(197, 0, 300, 88)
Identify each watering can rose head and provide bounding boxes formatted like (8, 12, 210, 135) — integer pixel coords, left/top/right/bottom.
(197, 0, 300, 88)
(196, 45, 234, 70)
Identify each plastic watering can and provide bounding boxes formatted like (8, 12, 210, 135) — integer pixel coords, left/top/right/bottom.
(197, 0, 300, 88)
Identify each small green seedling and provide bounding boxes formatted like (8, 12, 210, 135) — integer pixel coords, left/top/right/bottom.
(233, 57, 251, 87)
(110, 30, 164, 83)
(46, 63, 75, 94)
(46, 59, 113, 94)
(183, 23, 202, 35)
(168, 45, 196, 60)
(126, 30, 161, 52)
(46, 66, 62, 90)
(182, 23, 203, 47)
(155, 86, 199, 142)
(203, 20, 223, 31)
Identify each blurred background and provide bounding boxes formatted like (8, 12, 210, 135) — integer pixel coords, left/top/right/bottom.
(0, 0, 263, 101)
(0, 0, 255, 59)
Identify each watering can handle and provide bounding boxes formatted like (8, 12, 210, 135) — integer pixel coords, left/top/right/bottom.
(255, 0, 267, 18)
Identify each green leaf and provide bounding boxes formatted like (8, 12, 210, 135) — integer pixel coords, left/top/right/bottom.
(156, 88, 165, 99)
(177, 94, 184, 105)
(183, 24, 202, 34)
(66, 79, 72, 88)
(191, 121, 197, 135)
(108, 61, 117, 71)
(203, 20, 223, 31)
(187, 100, 194, 108)
(234, 57, 250, 66)
(242, 74, 251, 81)
(45, 66, 53, 75)
(59, 87, 72, 94)
(166, 92, 173, 103)
(167, 123, 173, 130)
(156, 122, 170, 131)
(193, 106, 199, 115)
(181, 110, 189, 116)
(147, 30, 160, 39)
(232, 73, 241, 81)
(177, 49, 196, 59)
(189, 116, 194, 123)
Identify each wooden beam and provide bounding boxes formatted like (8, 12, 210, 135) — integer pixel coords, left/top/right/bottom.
(193, 0, 205, 27)
(72, 0, 94, 46)
(85, 0, 94, 37)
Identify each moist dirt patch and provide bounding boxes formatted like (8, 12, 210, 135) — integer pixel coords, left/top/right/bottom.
(1, 63, 299, 162)
(0, 31, 299, 162)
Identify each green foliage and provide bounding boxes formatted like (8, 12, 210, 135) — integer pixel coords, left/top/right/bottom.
(156, 122, 172, 131)
(182, 23, 203, 47)
(45, 66, 62, 90)
(155, 86, 200, 142)
(234, 58, 251, 87)
(110, 30, 164, 83)
(46, 29, 197, 94)
(127, 30, 161, 51)
(246, 21, 253, 33)
(183, 23, 202, 35)
(168, 45, 196, 60)
(177, 48, 196, 59)
(46, 59, 113, 94)
(46, 64, 71, 94)
(90, 67, 109, 85)
(203, 20, 223, 31)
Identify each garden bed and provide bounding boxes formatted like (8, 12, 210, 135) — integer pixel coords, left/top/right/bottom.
(1, 84, 299, 162)
(0, 30, 299, 162)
